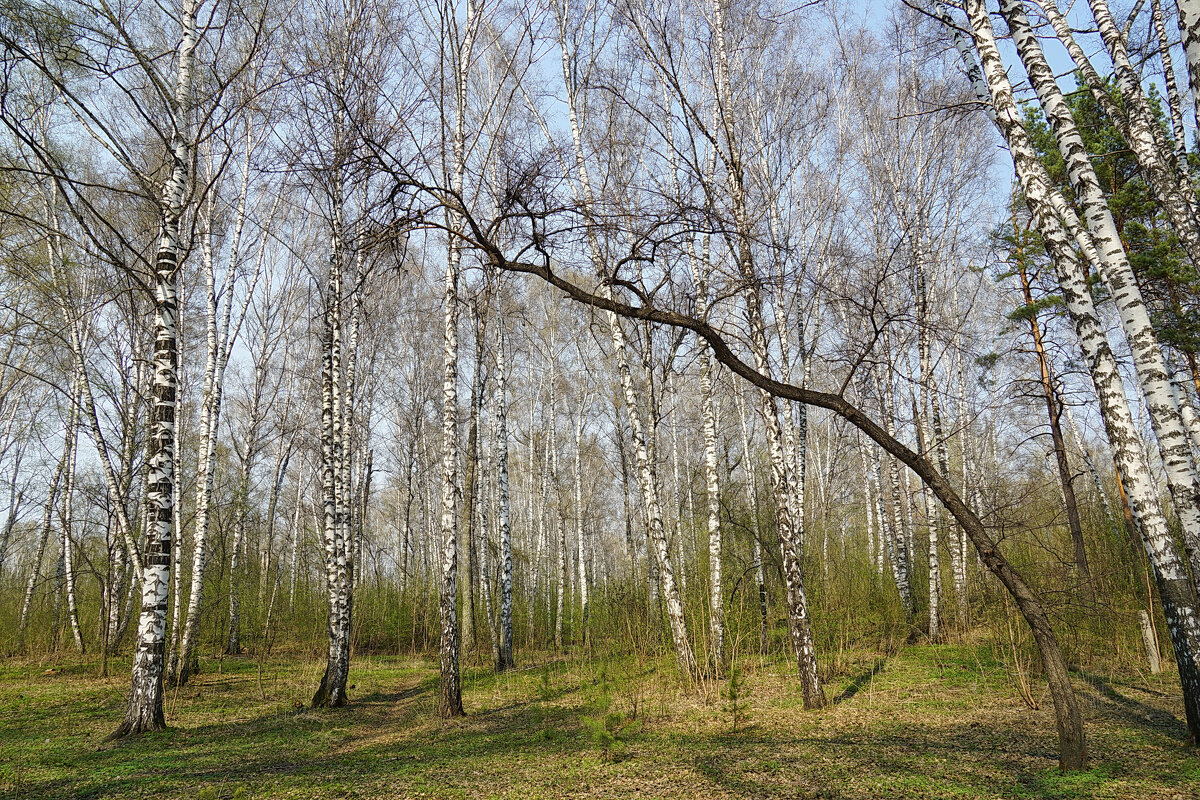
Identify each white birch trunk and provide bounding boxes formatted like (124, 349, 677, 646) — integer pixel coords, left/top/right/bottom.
(669, 396, 687, 594)
(574, 407, 589, 645)
(708, 0, 822, 705)
(880, 370, 914, 616)
(1152, 0, 1192, 177)
(916, 235, 944, 636)
(951, 351, 969, 606)
(494, 294, 515, 671)
(60, 370, 83, 652)
(950, 0, 1200, 742)
(553, 0, 697, 678)
(1178, 0, 1200, 133)
(913, 395, 940, 641)
(689, 251, 724, 672)
(1004, 0, 1200, 578)
(115, 0, 196, 737)
(438, 236, 463, 714)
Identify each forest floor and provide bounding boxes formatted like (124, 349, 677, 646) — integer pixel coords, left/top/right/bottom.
(0, 641, 1196, 799)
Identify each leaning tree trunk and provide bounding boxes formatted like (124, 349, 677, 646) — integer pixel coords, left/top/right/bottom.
(502, 233, 1102, 770)
(495, 228, 1101, 769)
(1002, 0, 1200, 576)
(945, 0, 1200, 755)
(1151, 0, 1191, 177)
(1178, 0, 1200, 133)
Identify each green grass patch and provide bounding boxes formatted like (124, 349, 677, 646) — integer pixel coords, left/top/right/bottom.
(0, 644, 1194, 799)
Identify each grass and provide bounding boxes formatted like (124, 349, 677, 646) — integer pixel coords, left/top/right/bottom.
(0, 643, 1195, 799)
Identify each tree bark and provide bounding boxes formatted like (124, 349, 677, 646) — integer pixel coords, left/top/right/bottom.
(110, 0, 196, 738)
(943, 0, 1200, 755)
(1002, 0, 1200, 578)
(494, 293, 515, 672)
(1013, 255, 1090, 581)
(553, 0, 699, 679)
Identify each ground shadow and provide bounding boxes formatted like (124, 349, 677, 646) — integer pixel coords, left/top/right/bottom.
(833, 657, 887, 704)
(1074, 669, 1188, 742)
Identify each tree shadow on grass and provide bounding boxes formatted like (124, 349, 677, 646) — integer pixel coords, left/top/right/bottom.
(355, 679, 435, 705)
(690, 716, 1192, 800)
(832, 657, 887, 705)
(1074, 669, 1188, 743)
(19, 683, 595, 800)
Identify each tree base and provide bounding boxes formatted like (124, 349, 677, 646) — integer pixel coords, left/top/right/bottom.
(312, 667, 349, 708)
(106, 712, 166, 741)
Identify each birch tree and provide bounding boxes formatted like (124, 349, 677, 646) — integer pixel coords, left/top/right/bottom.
(936, 0, 1200, 750)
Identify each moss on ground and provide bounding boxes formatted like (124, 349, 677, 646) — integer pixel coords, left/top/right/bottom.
(0, 644, 1195, 799)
